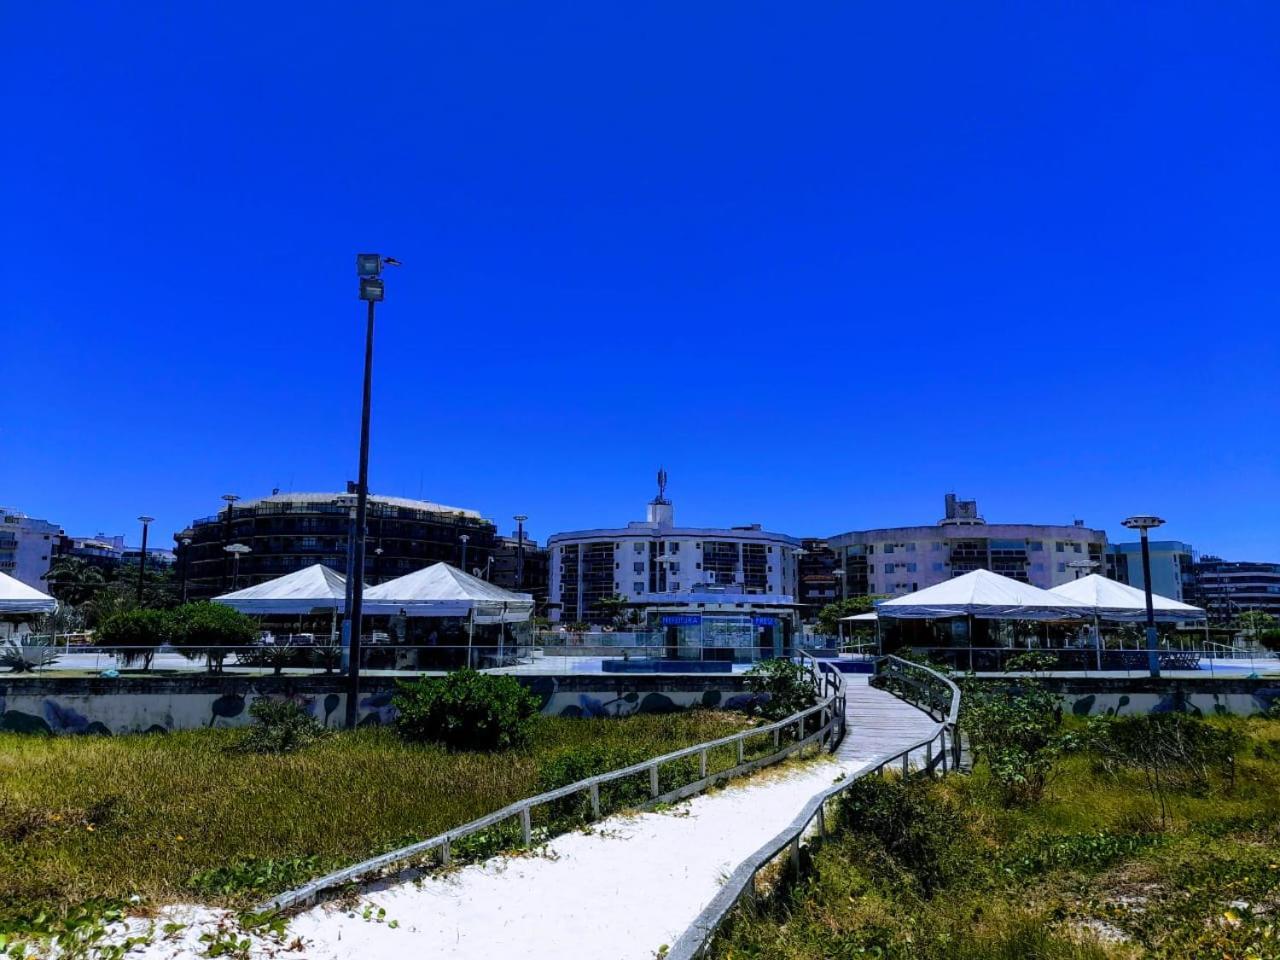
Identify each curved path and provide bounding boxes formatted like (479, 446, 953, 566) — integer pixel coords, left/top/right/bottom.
(269, 675, 941, 960)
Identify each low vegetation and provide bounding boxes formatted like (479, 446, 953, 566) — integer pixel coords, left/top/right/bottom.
(711, 711, 1280, 960)
(393, 668, 541, 750)
(0, 710, 749, 922)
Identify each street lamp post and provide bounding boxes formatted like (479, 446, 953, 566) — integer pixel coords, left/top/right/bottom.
(344, 253, 399, 730)
(179, 536, 192, 603)
(136, 516, 154, 606)
(223, 543, 251, 590)
(459, 534, 469, 573)
(514, 515, 528, 590)
(1122, 515, 1166, 678)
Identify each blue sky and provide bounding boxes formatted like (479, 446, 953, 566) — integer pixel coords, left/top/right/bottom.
(3, 3, 1277, 557)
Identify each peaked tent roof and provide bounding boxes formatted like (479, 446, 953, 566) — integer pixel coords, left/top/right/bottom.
(213, 564, 352, 614)
(0, 571, 58, 614)
(364, 563, 534, 622)
(1048, 574, 1206, 621)
(876, 569, 1092, 620)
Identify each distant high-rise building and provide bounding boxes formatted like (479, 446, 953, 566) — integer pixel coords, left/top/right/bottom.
(1105, 540, 1196, 601)
(490, 531, 549, 612)
(827, 495, 1107, 597)
(0, 509, 63, 589)
(796, 538, 838, 619)
(175, 491, 496, 599)
(1187, 556, 1280, 622)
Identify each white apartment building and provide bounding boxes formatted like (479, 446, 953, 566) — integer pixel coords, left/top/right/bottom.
(827, 495, 1107, 598)
(0, 509, 63, 589)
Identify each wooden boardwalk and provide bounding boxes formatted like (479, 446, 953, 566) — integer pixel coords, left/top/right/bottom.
(835, 674, 943, 766)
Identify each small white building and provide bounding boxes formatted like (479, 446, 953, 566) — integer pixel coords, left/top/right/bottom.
(0, 509, 63, 590)
(546, 473, 802, 658)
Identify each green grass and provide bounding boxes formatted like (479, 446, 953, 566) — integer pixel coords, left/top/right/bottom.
(0, 710, 750, 916)
(713, 716, 1280, 960)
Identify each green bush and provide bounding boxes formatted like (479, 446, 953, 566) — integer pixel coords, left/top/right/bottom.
(1257, 628, 1280, 652)
(169, 602, 257, 673)
(960, 670, 1069, 805)
(834, 776, 963, 895)
(236, 699, 330, 754)
(745, 658, 817, 722)
(96, 608, 171, 670)
(393, 669, 540, 751)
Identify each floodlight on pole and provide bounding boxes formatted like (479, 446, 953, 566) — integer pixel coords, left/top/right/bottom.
(1122, 514, 1166, 677)
(344, 252, 398, 730)
(223, 543, 252, 590)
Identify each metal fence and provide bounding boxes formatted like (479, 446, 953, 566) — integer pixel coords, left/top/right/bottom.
(667, 655, 961, 960)
(256, 650, 847, 915)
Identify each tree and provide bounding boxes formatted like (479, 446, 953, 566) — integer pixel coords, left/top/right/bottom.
(96, 608, 171, 670)
(109, 561, 180, 609)
(42, 557, 107, 606)
(817, 596, 880, 638)
(592, 594, 631, 629)
(170, 602, 257, 673)
(1235, 610, 1277, 642)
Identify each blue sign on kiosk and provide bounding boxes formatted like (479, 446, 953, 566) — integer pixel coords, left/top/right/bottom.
(661, 614, 702, 626)
(752, 616, 778, 626)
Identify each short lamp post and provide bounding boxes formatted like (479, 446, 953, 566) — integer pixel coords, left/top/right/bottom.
(223, 543, 251, 591)
(136, 516, 155, 606)
(1122, 515, 1166, 677)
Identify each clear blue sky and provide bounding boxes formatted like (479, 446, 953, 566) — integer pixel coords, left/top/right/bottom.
(3, 3, 1277, 557)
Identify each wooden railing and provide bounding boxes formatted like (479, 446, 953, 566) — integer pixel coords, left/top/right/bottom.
(258, 650, 846, 914)
(667, 655, 961, 960)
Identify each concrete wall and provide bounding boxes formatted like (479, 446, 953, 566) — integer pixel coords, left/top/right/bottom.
(1038, 676, 1279, 718)
(0, 674, 758, 735)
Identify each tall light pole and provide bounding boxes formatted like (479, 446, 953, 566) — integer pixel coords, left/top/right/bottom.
(136, 516, 154, 606)
(179, 537, 192, 603)
(514, 515, 528, 590)
(1122, 515, 1165, 677)
(223, 543, 251, 590)
(220, 494, 239, 589)
(459, 534, 469, 573)
(344, 253, 399, 730)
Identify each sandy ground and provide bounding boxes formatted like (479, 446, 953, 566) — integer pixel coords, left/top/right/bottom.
(95, 756, 866, 960)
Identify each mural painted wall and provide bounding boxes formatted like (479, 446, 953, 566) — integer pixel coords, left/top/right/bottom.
(0, 675, 760, 735)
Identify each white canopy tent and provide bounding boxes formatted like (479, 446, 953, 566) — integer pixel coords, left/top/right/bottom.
(364, 563, 533, 623)
(212, 564, 353, 615)
(0, 571, 58, 615)
(876, 569, 1092, 620)
(1048, 574, 1205, 622)
(840, 612, 878, 622)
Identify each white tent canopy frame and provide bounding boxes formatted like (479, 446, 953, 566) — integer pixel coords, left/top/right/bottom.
(875, 569, 1093, 621)
(364, 563, 534, 623)
(1047, 574, 1206, 622)
(213, 563, 356, 646)
(0, 571, 58, 615)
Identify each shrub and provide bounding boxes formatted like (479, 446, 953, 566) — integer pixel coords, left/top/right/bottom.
(96, 608, 170, 670)
(169, 603, 257, 673)
(1258, 628, 1280, 652)
(0, 636, 60, 674)
(236, 699, 330, 754)
(960, 671, 1068, 805)
(393, 669, 540, 751)
(834, 776, 963, 894)
(745, 658, 817, 722)
(1086, 712, 1240, 827)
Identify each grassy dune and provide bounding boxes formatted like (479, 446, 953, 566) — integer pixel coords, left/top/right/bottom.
(0, 711, 749, 915)
(715, 716, 1280, 960)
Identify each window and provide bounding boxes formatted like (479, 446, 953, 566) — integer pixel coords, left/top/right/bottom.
(906, 563, 917, 573)
(670, 562, 681, 574)
(633, 562, 644, 574)
(1057, 562, 1067, 573)
(1072, 543, 1082, 553)
(671, 582, 680, 591)
(634, 543, 644, 554)
(868, 563, 875, 573)
(1029, 541, 1044, 551)
(669, 542, 680, 553)
(884, 544, 895, 554)
(884, 563, 895, 574)
(1056, 542, 1065, 552)
(868, 545, 875, 554)
(633, 581, 644, 593)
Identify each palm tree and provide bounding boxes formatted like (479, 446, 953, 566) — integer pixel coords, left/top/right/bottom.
(42, 557, 107, 606)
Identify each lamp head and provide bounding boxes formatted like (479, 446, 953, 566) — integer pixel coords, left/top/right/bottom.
(1122, 515, 1165, 532)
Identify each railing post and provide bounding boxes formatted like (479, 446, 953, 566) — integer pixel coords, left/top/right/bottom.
(520, 807, 532, 846)
(926, 739, 933, 773)
(650, 763, 660, 798)
(737, 737, 745, 765)
(441, 838, 450, 866)
(700, 748, 708, 779)
(940, 729, 949, 773)
(902, 750, 910, 778)
(817, 803, 826, 838)
(789, 836, 801, 873)
(590, 782, 601, 819)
